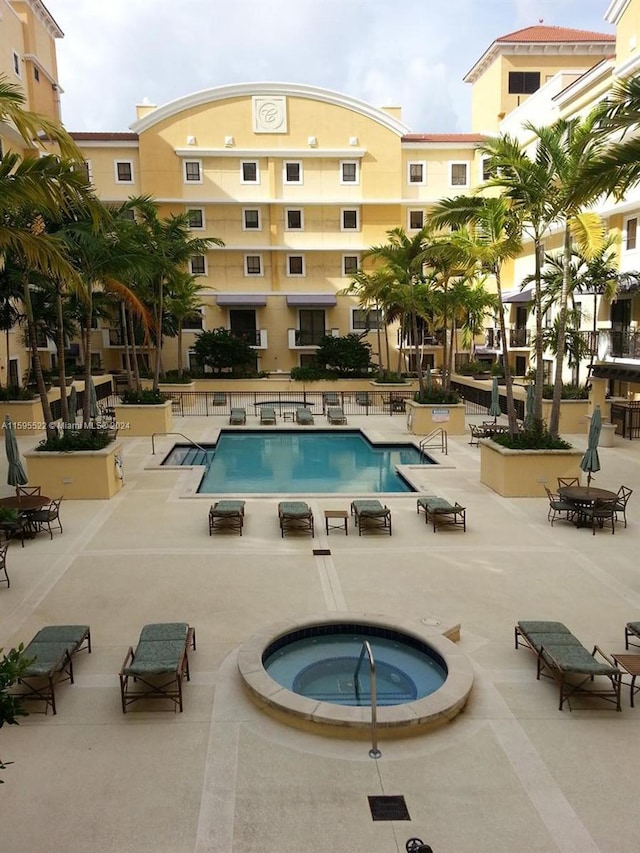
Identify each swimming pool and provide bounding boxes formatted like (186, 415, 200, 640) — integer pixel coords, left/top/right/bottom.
(163, 430, 431, 493)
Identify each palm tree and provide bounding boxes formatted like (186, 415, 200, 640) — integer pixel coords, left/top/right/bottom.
(430, 196, 523, 436)
(341, 268, 400, 379)
(165, 272, 204, 380)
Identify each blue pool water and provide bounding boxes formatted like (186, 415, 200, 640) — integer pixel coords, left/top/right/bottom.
(263, 626, 447, 706)
(164, 430, 432, 493)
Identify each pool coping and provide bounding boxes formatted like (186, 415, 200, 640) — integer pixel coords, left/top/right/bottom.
(237, 612, 474, 736)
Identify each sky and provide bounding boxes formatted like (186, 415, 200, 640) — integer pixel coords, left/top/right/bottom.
(44, 0, 614, 134)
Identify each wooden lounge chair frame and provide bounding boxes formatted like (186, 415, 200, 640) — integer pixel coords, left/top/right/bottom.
(350, 500, 392, 536)
(119, 623, 196, 713)
(15, 625, 92, 715)
(260, 406, 277, 425)
(417, 497, 466, 532)
(229, 407, 246, 425)
(278, 502, 314, 538)
(515, 621, 621, 711)
(327, 406, 347, 425)
(209, 500, 245, 536)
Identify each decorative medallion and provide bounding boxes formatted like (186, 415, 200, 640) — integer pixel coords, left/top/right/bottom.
(253, 95, 287, 133)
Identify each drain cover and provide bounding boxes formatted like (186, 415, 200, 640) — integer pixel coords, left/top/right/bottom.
(368, 795, 411, 821)
(312, 549, 331, 556)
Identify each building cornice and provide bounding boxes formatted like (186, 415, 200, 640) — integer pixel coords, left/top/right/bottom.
(130, 82, 411, 136)
(613, 50, 640, 80)
(464, 42, 614, 85)
(22, 53, 61, 89)
(605, 0, 630, 25)
(173, 147, 367, 159)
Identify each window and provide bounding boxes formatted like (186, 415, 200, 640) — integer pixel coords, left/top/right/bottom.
(76, 160, 92, 183)
(182, 312, 204, 330)
(408, 161, 426, 185)
(190, 256, 206, 276)
(481, 157, 493, 182)
(184, 160, 202, 183)
(343, 255, 359, 275)
(408, 210, 424, 230)
(186, 208, 205, 229)
(287, 255, 305, 277)
(285, 209, 303, 230)
(341, 208, 359, 231)
(508, 71, 541, 95)
(284, 161, 302, 184)
(120, 208, 135, 222)
(625, 217, 637, 251)
(243, 208, 261, 230)
(241, 161, 259, 184)
(352, 308, 383, 331)
(340, 161, 359, 184)
(115, 161, 133, 183)
(245, 254, 263, 276)
(12, 52, 20, 77)
(34, 66, 40, 82)
(450, 162, 468, 187)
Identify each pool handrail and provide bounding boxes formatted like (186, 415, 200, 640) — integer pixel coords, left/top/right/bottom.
(354, 640, 381, 759)
(151, 432, 208, 457)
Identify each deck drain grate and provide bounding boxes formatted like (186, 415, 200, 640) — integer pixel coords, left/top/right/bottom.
(368, 795, 411, 821)
(312, 549, 331, 556)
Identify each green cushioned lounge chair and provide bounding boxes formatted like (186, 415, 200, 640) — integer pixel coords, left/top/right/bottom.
(260, 406, 277, 425)
(278, 501, 314, 538)
(625, 621, 640, 649)
(350, 499, 392, 536)
(119, 622, 196, 713)
(15, 624, 91, 715)
(295, 407, 314, 425)
(209, 500, 245, 535)
(327, 406, 347, 425)
(229, 407, 246, 425)
(417, 496, 466, 532)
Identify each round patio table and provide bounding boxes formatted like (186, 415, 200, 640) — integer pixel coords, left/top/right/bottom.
(0, 494, 49, 511)
(558, 486, 617, 504)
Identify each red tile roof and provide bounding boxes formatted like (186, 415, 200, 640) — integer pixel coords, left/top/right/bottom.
(70, 132, 138, 141)
(496, 25, 615, 43)
(402, 133, 486, 143)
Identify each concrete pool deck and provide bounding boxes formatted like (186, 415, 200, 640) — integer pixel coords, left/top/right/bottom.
(1, 413, 640, 853)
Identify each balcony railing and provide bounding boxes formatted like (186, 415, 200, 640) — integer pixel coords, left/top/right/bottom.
(485, 328, 501, 349)
(397, 330, 445, 348)
(578, 330, 640, 360)
(288, 328, 339, 348)
(108, 328, 125, 346)
(509, 329, 530, 347)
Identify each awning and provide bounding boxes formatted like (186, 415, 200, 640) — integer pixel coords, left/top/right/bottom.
(216, 294, 267, 306)
(502, 287, 533, 304)
(591, 363, 640, 382)
(286, 294, 337, 307)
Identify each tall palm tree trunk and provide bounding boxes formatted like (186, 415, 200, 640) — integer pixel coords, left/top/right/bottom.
(549, 226, 572, 438)
(152, 277, 164, 391)
(533, 236, 545, 422)
(495, 268, 519, 436)
(54, 290, 69, 426)
(177, 321, 184, 379)
(410, 306, 425, 397)
(22, 275, 56, 440)
(120, 303, 134, 390)
(127, 310, 142, 392)
(375, 301, 383, 378)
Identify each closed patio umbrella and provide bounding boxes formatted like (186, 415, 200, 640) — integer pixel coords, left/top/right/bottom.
(84, 376, 98, 422)
(425, 364, 432, 394)
(580, 405, 602, 488)
(488, 376, 501, 421)
(4, 415, 27, 489)
(67, 385, 77, 430)
(524, 383, 535, 430)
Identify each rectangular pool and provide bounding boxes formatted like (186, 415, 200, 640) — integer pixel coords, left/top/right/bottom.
(163, 430, 433, 493)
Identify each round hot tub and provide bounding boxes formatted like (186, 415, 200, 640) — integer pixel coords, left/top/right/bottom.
(238, 614, 474, 735)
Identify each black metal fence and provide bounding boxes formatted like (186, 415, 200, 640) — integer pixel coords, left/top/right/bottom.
(49, 382, 113, 421)
(451, 381, 525, 420)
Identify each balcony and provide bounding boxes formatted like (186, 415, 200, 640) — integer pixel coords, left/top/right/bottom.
(591, 330, 640, 360)
(484, 328, 501, 350)
(105, 328, 125, 347)
(288, 328, 339, 349)
(396, 330, 445, 349)
(509, 329, 530, 348)
(230, 329, 268, 349)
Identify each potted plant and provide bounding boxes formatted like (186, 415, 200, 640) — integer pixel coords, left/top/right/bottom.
(491, 361, 506, 385)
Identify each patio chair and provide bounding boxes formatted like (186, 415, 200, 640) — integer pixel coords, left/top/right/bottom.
(0, 511, 29, 547)
(515, 620, 621, 711)
(278, 501, 314, 538)
(624, 621, 640, 650)
(417, 496, 466, 532)
(0, 543, 9, 588)
(350, 499, 392, 536)
(16, 485, 42, 497)
(580, 498, 616, 535)
(614, 485, 633, 528)
(209, 500, 245, 536)
(557, 477, 579, 489)
(323, 392, 340, 410)
(260, 406, 277, 425)
(355, 391, 370, 406)
(327, 406, 347, 425)
(30, 497, 63, 539)
(119, 622, 196, 713)
(468, 424, 483, 446)
(229, 407, 246, 425)
(544, 486, 575, 526)
(296, 407, 314, 425)
(14, 625, 91, 714)
(212, 392, 226, 406)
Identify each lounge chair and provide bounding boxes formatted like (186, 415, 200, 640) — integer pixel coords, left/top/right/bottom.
(209, 500, 245, 535)
(417, 496, 466, 532)
(278, 501, 314, 537)
(323, 391, 340, 409)
(212, 391, 226, 406)
(515, 620, 621, 711)
(260, 406, 277, 425)
(229, 407, 246, 425)
(327, 406, 347, 425)
(350, 499, 392, 536)
(119, 622, 196, 713)
(14, 625, 91, 714)
(355, 391, 370, 406)
(296, 407, 314, 425)
(625, 622, 640, 649)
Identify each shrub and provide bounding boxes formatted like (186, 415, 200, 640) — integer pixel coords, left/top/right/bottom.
(36, 430, 115, 452)
(0, 386, 36, 401)
(542, 384, 589, 400)
(120, 389, 167, 405)
(414, 389, 461, 405)
(289, 365, 339, 382)
(457, 360, 490, 376)
(159, 371, 193, 383)
(375, 371, 406, 384)
(492, 420, 572, 450)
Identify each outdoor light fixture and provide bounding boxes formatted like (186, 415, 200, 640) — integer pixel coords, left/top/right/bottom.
(349, 136, 359, 146)
(186, 135, 196, 145)
(307, 135, 317, 147)
(406, 839, 433, 853)
(224, 136, 234, 147)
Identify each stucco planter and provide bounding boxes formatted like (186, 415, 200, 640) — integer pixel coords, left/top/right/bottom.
(158, 381, 195, 392)
(24, 441, 125, 500)
(479, 439, 584, 497)
(114, 401, 173, 436)
(541, 399, 589, 434)
(406, 400, 466, 436)
(0, 399, 45, 434)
